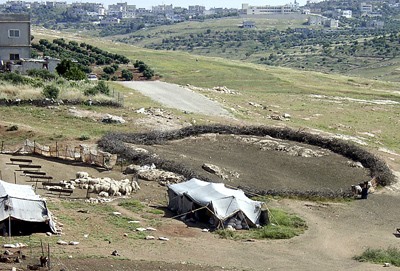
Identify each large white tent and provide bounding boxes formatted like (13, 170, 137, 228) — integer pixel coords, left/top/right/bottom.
(168, 178, 265, 228)
(0, 180, 56, 234)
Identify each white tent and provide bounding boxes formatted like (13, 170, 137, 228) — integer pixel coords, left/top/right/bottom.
(168, 178, 264, 228)
(0, 180, 56, 234)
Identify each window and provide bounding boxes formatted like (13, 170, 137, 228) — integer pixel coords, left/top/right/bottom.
(9, 54, 19, 61)
(8, 29, 20, 38)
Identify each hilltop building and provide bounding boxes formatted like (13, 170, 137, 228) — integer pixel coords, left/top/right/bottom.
(242, 3, 293, 15)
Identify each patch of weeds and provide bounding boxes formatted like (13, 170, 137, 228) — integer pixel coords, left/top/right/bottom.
(106, 215, 138, 230)
(57, 214, 76, 226)
(354, 247, 400, 267)
(119, 200, 145, 213)
(61, 201, 87, 210)
(141, 215, 162, 227)
(215, 208, 307, 240)
(130, 231, 147, 240)
(6, 125, 18, 131)
(79, 133, 91, 141)
(147, 209, 164, 215)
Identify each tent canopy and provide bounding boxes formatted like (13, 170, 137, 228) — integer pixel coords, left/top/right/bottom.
(168, 178, 264, 227)
(0, 180, 56, 233)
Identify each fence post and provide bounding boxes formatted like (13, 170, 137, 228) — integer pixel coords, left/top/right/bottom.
(33, 140, 36, 154)
(1, 141, 3, 153)
(56, 142, 58, 158)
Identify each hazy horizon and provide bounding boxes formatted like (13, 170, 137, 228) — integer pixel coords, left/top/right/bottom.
(0, 0, 308, 10)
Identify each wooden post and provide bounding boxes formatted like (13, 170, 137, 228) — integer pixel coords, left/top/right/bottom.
(14, 172, 16, 184)
(1, 141, 3, 153)
(33, 140, 36, 154)
(0, 170, 2, 180)
(41, 239, 44, 256)
(56, 142, 58, 157)
(48, 243, 51, 270)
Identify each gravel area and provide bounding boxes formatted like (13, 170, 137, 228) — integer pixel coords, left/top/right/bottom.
(119, 81, 232, 117)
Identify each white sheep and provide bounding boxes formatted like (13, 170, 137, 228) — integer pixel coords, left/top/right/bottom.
(76, 172, 89, 178)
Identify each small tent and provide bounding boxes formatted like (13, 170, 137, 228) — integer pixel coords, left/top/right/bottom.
(168, 178, 265, 229)
(0, 180, 56, 235)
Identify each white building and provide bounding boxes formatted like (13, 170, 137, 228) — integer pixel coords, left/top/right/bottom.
(342, 10, 352, 18)
(242, 3, 293, 15)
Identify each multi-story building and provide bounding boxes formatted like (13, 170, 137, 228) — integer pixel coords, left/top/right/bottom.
(360, 3, 373, 15)
(0, 13, 30, 62)
(242, 3, 293, 15)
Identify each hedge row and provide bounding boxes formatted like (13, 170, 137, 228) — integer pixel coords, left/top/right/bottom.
(98, 124, 394, 196)
(0, 98, 122, 107)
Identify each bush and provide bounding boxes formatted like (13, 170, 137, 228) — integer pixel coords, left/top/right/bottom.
(111, 75, 118, 81)
(84, 87, 98, 96)
(103, 66, 115, 74)
(0, 72, 31, 85)
(354, 247, 400, 267)
(6, 125, 18, 131)
(79, 133, 91, 141)
(42, 85, 60, 99)
(143, 68, 154, 79)
(96, 81, 110, 95)
(64, 66, 86, 80)
(27, 69, 58, 81)
(121, 69, 133, 81)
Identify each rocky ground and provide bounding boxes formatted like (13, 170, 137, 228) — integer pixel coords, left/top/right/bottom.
(0, 132, 399, 271)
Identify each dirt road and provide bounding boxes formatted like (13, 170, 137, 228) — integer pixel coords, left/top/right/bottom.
(119, 81, 232, 117)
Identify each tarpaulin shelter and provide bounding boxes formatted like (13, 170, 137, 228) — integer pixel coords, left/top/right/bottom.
(167, 178, 265, 229)
(0, 180, 56, 235)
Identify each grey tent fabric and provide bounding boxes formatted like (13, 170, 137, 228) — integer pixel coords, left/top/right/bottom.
(168, 178, 263, 227)
(0, 180, 56, 233)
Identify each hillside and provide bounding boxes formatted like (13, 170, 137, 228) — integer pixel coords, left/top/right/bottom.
(0, 27, 399, 271)
(107, 16, 400, 81)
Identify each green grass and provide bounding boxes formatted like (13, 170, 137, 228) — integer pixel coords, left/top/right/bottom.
(215, 208, 307, 240)
(354, 247, 400, 267)
(118, 200, 145, 213)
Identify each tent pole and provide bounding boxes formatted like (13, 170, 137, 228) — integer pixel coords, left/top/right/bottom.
(8, 215, 11, 243)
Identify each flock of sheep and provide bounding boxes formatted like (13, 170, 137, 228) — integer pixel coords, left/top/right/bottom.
(45, 171, 141, 197)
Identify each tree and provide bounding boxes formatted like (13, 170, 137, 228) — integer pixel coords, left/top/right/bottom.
(121, 69, 133, 81)
(64, 66, 86, 80)
(55, 59, 73, 76)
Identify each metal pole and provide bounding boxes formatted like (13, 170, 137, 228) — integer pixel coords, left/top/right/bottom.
(8, 215, 11, 243)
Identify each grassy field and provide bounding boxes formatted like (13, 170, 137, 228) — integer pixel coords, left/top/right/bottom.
(1, 27, 396, 158)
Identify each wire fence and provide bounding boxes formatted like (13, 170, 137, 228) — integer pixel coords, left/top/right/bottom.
(109, 86, 124, 107)
(1, 140, 117, 170)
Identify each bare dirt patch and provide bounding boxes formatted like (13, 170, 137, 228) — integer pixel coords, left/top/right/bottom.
(0, 133, 399, 271)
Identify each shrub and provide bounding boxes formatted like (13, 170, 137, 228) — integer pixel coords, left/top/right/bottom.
(111, 75, 118, 81)
(27, 69, 58, 81)
(6, 125, 18, 131)
(84, 87, 98, 96)
(79, 133, 91, 141)
(354, 247, 400, 267)
(121, 69, 133, 81)
(64, 66, 86, 80)
(0, 72, 31, 85)
(103, 66, 115, 75)
(143, 68, 154, 79)
(96, 81, 110, 95)
(42, 85, 60, 99)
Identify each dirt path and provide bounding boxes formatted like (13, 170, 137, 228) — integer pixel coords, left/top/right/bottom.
(119, 81, 232, 117)
(1, 150, 400, 270)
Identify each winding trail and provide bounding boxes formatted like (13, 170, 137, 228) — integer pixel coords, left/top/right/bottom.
(119, 81, 232, 117)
